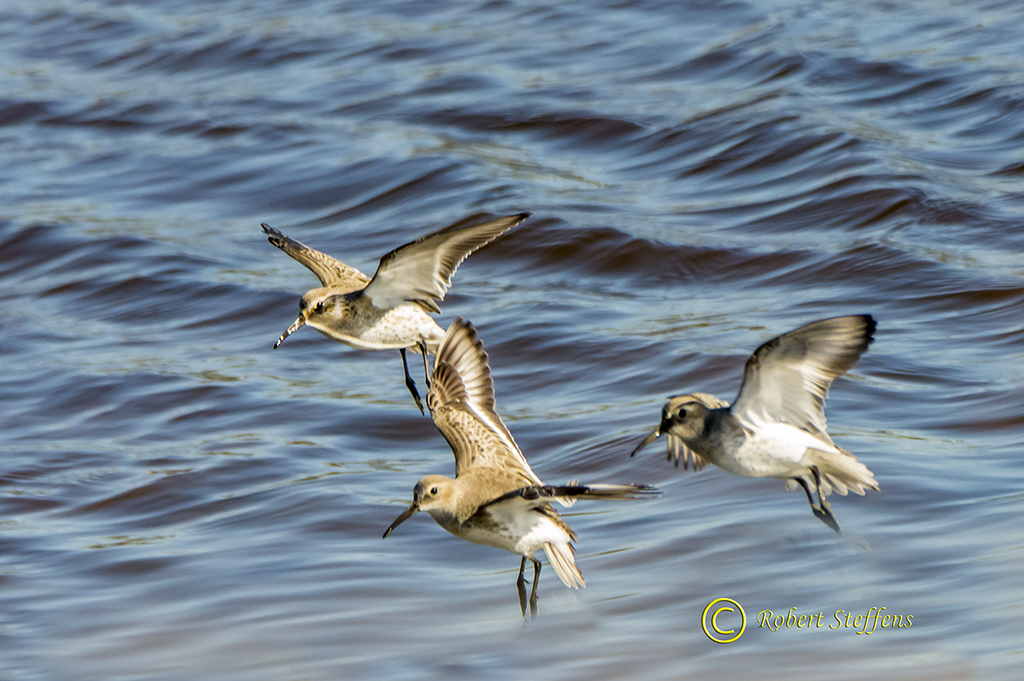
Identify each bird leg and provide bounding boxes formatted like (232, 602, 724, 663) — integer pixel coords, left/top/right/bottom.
(796, 476, 816, 509)
(516, 556, 529, 616)
(796, 472, 843, 536)
(529, 557, 541, 617)
(417, 339, 431, 390)
(811, 467, 843, 535)
(399, 348, 424, 414)
(515, 556, 541, 617)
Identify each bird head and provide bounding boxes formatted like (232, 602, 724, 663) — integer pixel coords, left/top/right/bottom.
(273, 288, 352, 348)
(382, 475, 457, 538)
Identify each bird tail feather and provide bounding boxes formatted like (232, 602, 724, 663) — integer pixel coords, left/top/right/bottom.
(805, 447, 878, 496)
(543, 541, 584, 589)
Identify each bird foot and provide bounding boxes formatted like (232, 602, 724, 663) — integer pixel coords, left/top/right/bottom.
(813, 504, 843, 536)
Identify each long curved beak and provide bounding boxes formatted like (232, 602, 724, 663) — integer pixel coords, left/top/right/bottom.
(630, 429, 661, 457)
(382, 503, 419, 539)
(274, 315, 305, 348)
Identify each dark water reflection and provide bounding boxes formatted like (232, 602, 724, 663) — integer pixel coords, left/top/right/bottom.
(1, 0, 1023, 679)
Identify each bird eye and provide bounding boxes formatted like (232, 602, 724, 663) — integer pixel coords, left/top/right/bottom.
(314, 301, 326, 313)
(430, 486, 439, 495)
(676, 408, 686, 419)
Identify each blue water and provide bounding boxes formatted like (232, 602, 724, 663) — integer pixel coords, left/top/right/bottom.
(1, 1, 1022, 679)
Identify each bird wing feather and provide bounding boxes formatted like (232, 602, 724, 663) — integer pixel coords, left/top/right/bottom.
(731, 315, 875, 435)
(427, 318, 540, 483)
(362, 213, 528, 312)
(262, 223, 370, 290)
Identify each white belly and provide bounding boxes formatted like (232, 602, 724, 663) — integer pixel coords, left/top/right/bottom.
(313, 304, 444, 351)
(358, 306, 444, 349)
(717, 422, 834, 479)
(455, 507, 570, 559)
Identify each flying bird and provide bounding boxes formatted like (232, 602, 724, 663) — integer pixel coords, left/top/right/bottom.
(263, 212, 529, 411)
(631, 315, 878, 534)
(385, 318, 656, 614)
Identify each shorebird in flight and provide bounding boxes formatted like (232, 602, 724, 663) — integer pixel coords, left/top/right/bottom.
(632, 315, 878, 534)
(384, 318, 656, 615)
(263, 213, 529, 411)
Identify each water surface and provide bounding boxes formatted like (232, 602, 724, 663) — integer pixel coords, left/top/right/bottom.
(1, 1, 1023, 679)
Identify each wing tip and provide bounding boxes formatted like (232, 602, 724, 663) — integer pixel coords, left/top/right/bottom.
(858, 313, 877, 350)
(429, 317, 493, 412)
(261, 222, 283, 241)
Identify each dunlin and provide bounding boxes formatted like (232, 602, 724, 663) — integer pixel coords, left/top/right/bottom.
(384, 318, 656, 614)
(631, 315, 878, 534)
(263, 213, 529, 411)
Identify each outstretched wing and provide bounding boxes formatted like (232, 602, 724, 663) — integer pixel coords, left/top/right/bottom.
(731, 315, 875, 435)
(362, 213, 529, 313)
(427, 318, 540, 482)
(482, 482, 659, 508)
(262, 223, 370, 290)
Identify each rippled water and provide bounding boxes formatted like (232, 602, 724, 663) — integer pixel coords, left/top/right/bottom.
(2, 1, 1023, 679)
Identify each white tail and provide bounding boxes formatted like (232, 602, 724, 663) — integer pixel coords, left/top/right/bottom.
(543, 541, 585, 589)
(807, 447, 879, 496)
